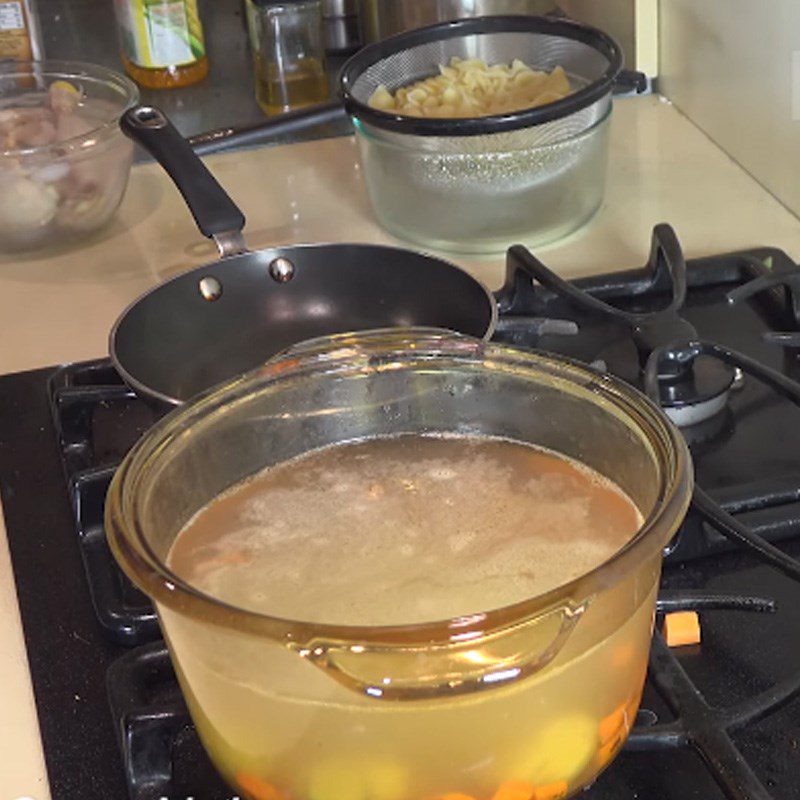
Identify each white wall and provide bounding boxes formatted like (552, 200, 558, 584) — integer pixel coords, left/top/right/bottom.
(660, 0, 800, 217)
(560, 0, 636, 68)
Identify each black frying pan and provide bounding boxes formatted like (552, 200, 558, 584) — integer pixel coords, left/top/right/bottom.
(111, 106, 497, 407)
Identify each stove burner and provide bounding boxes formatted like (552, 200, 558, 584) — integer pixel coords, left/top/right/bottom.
(650, 347, 737, 426)
(106, 641, 194, 800)
(646, 338, 800, 584)
(629, 603, 800, 800)
(102, 316, 800, 800)
(48, 360, 161, 645)
(503, 224, 737, 426)
(672, 403, 734, 448)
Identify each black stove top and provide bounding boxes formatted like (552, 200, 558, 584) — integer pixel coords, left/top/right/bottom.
(3, 225, 800, 800)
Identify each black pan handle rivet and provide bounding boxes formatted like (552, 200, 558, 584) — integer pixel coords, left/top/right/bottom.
(269, 257, 295, 283)
(198, 276, 222, 301)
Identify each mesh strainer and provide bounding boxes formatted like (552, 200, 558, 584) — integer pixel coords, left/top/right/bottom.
(340, 14, 623, 141)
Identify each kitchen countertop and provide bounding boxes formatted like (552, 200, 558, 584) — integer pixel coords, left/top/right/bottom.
(3, 94, 800, 800)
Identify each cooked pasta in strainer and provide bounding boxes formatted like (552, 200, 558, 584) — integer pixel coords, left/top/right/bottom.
(367, 57, 573, 119)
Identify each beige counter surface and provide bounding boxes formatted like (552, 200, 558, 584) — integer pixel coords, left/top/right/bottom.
(3, 94, 800, 800)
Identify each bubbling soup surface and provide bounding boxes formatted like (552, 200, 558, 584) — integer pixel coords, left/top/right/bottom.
(167, 434, 642, 625)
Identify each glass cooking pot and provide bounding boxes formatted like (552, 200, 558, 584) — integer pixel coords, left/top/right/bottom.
(106, 329, 693, 800)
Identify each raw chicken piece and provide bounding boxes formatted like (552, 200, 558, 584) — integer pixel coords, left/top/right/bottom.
(52, 93, 133, 233)
(13, 118, 57, 148)
(0, 174, 58, 240)
(0, 107, 56, 150)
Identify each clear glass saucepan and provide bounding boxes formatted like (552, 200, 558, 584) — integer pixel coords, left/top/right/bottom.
(106, 329, 692, 800)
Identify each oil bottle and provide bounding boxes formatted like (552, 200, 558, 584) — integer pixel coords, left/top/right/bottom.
(114, 0, 208, 89)
(0, 0, 43, 62)
(245, 0, 329, 115)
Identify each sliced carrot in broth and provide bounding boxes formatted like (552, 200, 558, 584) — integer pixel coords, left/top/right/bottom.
(491, 780, 535, 800)
(625, 692, 642, 727)
(435, 794, 478, 800)
(531, 782, 569, 800)
(599, 688, 642, 746)
(597, 733, 624, 768)
(597, 690, 644, 769)
(598, 706, 626, 745)
(236, 773, 287, 800)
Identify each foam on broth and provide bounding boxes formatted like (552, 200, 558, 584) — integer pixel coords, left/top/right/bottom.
(167, 433, 642, 625)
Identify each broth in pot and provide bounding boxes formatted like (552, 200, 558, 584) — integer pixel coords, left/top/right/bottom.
(164, 433, 653, 800)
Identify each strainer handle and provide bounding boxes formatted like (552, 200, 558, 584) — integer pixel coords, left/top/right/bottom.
(615, 70, 649, 94)
(188, 100, 350, 156)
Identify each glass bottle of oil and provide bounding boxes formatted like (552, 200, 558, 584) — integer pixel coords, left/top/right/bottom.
(0, 0, 43, 62)
(245, 0, 330, 115)
(114, 0, 208, 89)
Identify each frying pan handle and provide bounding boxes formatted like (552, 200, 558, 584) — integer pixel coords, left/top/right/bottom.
(121, 106, 246, 246)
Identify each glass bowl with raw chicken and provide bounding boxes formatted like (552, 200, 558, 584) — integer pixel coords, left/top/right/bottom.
(0, 60, 138, 251)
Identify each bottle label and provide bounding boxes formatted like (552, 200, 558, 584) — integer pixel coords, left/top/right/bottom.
(116, 0, 205, 68)
(0, 2, 25, 30)
(0, 1, 33, 61)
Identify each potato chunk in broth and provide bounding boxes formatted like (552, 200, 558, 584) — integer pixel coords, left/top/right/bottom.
(168, 434, 642, 625)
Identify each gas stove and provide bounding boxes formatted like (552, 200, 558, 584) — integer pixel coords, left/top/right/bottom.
(3, 224, 800, 800)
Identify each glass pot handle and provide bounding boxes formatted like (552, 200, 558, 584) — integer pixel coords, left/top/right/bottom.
(287, 600, 588, 701)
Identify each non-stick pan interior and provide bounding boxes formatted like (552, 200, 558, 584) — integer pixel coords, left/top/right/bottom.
(111, 244, 496, 406)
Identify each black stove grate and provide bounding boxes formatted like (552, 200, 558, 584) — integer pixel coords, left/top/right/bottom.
(48, 361, 161, 645)
(645, 338, 800, 585)
(35, 226, 800, 800)
(631, 593, 800, 800)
